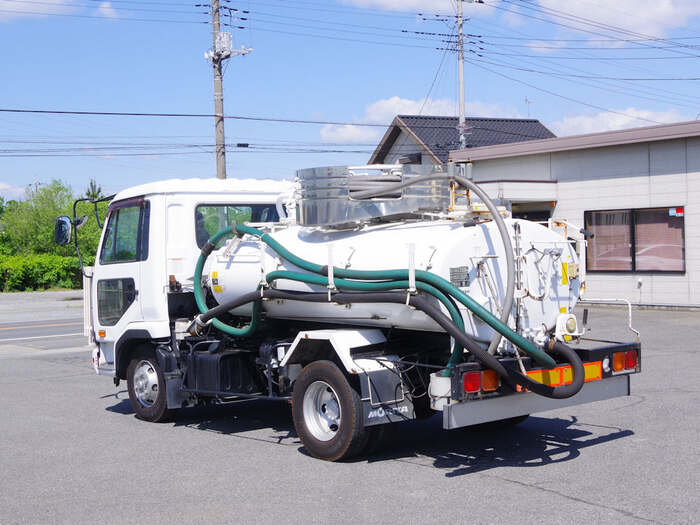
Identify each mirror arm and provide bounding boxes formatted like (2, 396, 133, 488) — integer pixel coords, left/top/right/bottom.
(72, 197, 92, 278)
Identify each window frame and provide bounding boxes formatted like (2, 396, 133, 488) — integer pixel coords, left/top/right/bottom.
(584, 206, 685, 274)
(193, 202, 280, 249)
(99, 198, 150, 265)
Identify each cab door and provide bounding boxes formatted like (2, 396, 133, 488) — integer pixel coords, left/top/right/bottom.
(91, 197, 150, 365)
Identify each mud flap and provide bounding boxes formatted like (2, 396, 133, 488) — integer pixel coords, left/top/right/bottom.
(155, 345, 194, 409)
(359, 369, 415, 427)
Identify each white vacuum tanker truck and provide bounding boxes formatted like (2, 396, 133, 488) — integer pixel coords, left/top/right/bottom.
(55, 163, 641, 461)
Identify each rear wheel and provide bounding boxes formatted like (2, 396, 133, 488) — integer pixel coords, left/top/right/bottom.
(126, 349, 173, 422)
(292, 360, 367, 461)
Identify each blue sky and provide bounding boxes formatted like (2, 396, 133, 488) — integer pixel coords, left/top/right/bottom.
(2, 0, 700, 199)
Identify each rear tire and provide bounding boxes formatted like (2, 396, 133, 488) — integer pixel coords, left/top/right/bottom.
(292, 360, 367, 461)
(126, 349, 173, 423)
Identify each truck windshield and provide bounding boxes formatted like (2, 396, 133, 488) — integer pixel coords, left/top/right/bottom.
(195, 204, 279, 248)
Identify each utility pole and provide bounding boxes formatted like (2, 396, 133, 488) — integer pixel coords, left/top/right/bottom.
(205, 1, 252, 179)
(457, 0, 467, 150)
(210, 0, 227, 179)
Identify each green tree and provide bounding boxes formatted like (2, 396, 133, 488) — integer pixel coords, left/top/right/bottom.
(1, 181, 73, 255)
(0, 180, 105, 258)
(85, 178, 104, 200)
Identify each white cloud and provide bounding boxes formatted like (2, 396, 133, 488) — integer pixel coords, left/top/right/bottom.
(95, 1, 118, 19)
(536, 0, 700, 38)
(339, 0, 500, 17)
(526, 40, 567, 54)
(0, 0, 73, 20)
(341, 0, 700, 40)
(550, 108, 689, 136)
(320, 124, 380, 144)
(321, 96, 521, 143)
(0, 182, 25, 200)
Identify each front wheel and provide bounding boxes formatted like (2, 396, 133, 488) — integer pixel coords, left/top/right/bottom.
(126, 350, 173, 422)
(292, 360, 367, 461)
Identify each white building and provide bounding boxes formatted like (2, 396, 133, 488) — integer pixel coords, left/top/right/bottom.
(449, 120, 700, 307)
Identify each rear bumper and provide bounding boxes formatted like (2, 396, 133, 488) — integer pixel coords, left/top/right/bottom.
(442, 374, 630, 429)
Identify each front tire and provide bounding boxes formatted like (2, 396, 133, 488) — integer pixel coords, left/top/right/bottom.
(292, 360, 367, 461)
(126, 349, 173, 422)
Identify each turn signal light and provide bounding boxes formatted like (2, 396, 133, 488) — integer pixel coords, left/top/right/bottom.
(612, 351, 625, 372)
(463, 371, 481, 393)
(97, 330, 106, 338)
(481, 370, 500, 392)
(613, 350, 638, 372)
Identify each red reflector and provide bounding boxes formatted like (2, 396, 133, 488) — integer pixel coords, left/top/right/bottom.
(625, 350, 637, 370)
(463, 371, 481, 393)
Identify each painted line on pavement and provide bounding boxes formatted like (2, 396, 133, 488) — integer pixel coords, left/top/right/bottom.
(0, 321, 83, 331)
(0, 332, 84, 343)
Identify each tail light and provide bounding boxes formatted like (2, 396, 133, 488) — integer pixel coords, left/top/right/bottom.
(613, 350, 638, 372)
(463, 371, 481, 393)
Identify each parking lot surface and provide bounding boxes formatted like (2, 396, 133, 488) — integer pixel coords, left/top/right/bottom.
(1, 293, 699, 524)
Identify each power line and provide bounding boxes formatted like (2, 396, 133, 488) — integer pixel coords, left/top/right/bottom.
(0, 107, 549, 134)
(464, 58, 662, 125)
(0, 7, 207, 24)
(466, 56, 700, 81)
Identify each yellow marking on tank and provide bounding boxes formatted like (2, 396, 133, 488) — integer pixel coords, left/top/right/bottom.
(561, 262, 569, 285)
(213, 285, 223, 293)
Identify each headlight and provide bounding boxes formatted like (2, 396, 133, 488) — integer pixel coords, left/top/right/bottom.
(565, 317, 577, 333)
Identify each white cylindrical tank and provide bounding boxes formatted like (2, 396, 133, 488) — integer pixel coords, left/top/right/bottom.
(207, 219, 581, 341)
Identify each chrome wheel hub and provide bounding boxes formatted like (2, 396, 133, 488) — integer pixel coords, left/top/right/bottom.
(302, 381, 342, 441)
(133, 360, 159, 407)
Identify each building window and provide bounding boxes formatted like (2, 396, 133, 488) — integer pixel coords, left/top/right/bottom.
(584, 207, 685, 273)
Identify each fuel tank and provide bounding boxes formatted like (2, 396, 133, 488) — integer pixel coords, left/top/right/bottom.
(206, 218, 581, 342)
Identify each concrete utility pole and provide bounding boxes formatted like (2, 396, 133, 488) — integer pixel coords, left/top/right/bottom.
(457, 0, 467, 150)
(210, 0, 227, 179)
(206, 1, 252, 179)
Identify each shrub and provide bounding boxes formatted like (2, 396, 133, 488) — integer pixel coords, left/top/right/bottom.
(0, 254, 89, 291)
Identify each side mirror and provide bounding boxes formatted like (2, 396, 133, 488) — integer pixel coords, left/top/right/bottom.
(54, 216, 72, 245)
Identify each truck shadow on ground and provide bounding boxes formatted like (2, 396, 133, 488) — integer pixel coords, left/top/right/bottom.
(105, 394, 633, 477)
(366, 416, 633, 477)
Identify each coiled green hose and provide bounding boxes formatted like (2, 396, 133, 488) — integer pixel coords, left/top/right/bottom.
(193, 227, 261, 337)
(234, 223, 556, 369)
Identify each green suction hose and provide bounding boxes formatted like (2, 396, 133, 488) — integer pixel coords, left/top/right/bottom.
(193, 226, 260, 337)
(234, 223, 556, 369)
(265, 270, 466, 372)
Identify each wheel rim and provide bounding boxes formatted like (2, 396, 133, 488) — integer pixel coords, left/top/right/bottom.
(302, 380, 342, 442)
(133, 360, 160, 408)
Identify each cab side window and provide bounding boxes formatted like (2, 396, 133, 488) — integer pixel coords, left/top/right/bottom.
(195, 204, 279, 248)
(100, 200, 150, 264)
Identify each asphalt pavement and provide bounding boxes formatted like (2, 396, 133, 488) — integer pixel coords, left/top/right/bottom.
(1, 292, 699, 524)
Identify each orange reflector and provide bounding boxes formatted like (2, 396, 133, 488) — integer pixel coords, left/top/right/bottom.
(527, 367, 564, 387)
(481, 369, 500, 392)
(520, 361, 603, 392)
(584, 361, 602, 382)
(98, 330, 106, 338)
(613, 352, 625, 372)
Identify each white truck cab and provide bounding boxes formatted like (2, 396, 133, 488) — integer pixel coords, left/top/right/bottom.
(86, 178, 294, 377)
